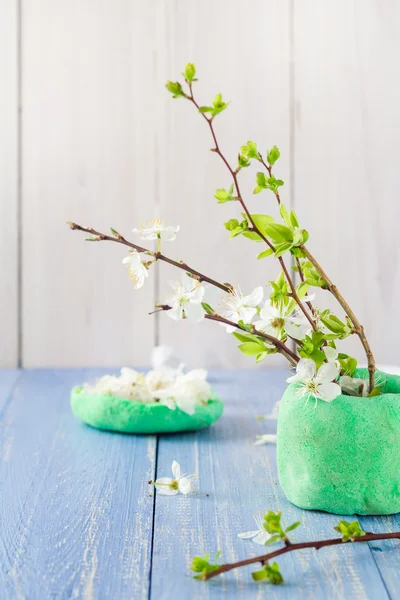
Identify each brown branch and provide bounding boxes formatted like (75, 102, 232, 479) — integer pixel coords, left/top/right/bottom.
(187, 87, 316, 333)
(67, 222, 230, 293)
(301, 245, 376, 390)
(295, 256, 316, 317)
(202, 531, 400, 581)
(156, 305, 299, 365)
(69, 221, 298, 365)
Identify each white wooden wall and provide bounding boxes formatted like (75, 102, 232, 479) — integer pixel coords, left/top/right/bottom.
(1, 0, 399, 368)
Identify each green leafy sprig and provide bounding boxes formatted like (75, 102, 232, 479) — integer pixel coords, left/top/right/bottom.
(191, 514, 400, 585)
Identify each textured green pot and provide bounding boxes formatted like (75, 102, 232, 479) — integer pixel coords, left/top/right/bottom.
(277, 369, 400, 515)
(71, 387, 224, 434)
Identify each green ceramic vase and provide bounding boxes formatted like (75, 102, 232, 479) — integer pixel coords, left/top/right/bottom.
(277, 369, 400, 515)
(71, 387, 224, 434)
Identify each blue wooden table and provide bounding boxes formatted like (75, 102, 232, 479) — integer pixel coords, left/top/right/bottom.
(0, 369, 399, 599)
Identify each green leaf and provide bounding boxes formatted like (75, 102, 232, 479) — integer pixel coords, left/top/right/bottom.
(251, 213, 275, 234)
(263, 510, 283, 535)
(211, 93, 229, 117)
(252, 567, 268, 582)
(201, 302, 214, 315)
(367, 386, 382, 397)
(264, 223, 293, 243)
(264, 533, 282, 546)
(183, 63, 196, 82)
(266, 562, 284, 585)
(198, 105, 213, 113)
(254, 172, 268, 191)
(255, 351, 269, 363)
(285, 521, 301, 533)
(274, 242, 293, 257)
(232, 331, 259, 343)
(214, 186, 235, 203)
(289, 210, 300, 228)
(242, 230, 263, 241)
(224, 218, 240, 231)
(339, 356, 358, 376)
(165, 81, 186, 98)
(334, 520, 365, 542)
(191, 553, 221, 580)
(257, 248, 274, 260)
(238, 342, 266, 357)
(279, 203, 291, 227)
(237, 320, 253, 332)
(267, 146, 280, 165)
(238, 153, 251, 168)
(228, 227, 245, 239)
(246, 140, 260, 160)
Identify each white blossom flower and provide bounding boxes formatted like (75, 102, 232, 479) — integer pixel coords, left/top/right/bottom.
(287, 358, 341, 405)
(238, 512, 270, 545)
(133, 219, 179, 241)
(154, 460, 196, 495)
(122, 251, 149, 289)
(254, 434, 277, 446)
(165, 275, 206, 322)
(156, 369, 212, 415)
(256, 300, 309, 340)
(220, 286, 264, 333)
(151, 345, 183, 371)
(339, 375, 369, 397)
(323, 346, 338, 364)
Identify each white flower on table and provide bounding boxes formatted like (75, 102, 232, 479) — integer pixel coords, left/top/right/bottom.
(254, 434, 277, 446)
(165, 275, 206, 322)
(122, 251, 149, 289)
(256, 300, 309, 341)
(238, 512, 270, 545)
(287, 358, 341, 405)
(154, 460, 196, 495)
(133, 219, 179, 242)
(220, 286, 264, 333)
(156, 369, 212, 415)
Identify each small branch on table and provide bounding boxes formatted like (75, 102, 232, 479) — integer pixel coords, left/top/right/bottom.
(202, 531, 400, 581)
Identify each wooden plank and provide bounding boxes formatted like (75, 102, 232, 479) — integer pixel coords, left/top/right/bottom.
(0, 1, 18, 367)
(292, 1, 400, 365)
(156, 1, 292, 368)
(359, 513, 400, 599)
(0, 369, 156, 599)
(151, 370, 390, 599)
(22, 2, 157, 367)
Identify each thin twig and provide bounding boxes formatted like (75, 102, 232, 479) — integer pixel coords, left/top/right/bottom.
(258, 154, 282, 205)
(202, 531, 400, 581)
(156, 305, 299, 365)
(187, 86, 316, 333)
(68, 222, 229, 292)
(68, 222, 298, 365)
(301, 245, 376, 390)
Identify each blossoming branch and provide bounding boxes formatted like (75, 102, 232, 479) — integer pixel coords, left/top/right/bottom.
(69, 62, 378, 399)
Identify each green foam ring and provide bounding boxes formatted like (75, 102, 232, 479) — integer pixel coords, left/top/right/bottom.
(277, 369, 400, 515)
(71, 387, 224, 434)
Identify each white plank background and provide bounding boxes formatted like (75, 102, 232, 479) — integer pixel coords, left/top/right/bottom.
(0, 1, 18, 367)
(1, 0, 399, 368)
